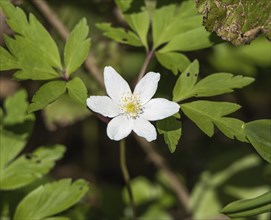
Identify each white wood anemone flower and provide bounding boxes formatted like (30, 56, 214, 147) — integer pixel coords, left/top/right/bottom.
(87, 66, 180, 142)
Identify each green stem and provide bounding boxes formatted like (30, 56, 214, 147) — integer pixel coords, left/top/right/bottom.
(120, 139, 136, 220)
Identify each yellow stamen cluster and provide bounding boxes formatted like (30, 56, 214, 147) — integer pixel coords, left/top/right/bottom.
(121, 95, 142, 118)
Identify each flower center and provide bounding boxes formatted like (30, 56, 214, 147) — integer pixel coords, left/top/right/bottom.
(121, 95, 143, 118)
(125, 102, 139, 114)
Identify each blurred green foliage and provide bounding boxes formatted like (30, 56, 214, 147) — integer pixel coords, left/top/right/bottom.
(209, 37, 271, 76)
(0, 0, 270, 219)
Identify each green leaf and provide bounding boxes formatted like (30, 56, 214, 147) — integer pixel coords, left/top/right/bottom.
(43, 217, 70, 220)
(115, 0, 150, 49)
(3, 89, 30, 125)
(180, 101, 246, 141)
(0, 145, 65, 190)
(122, 176, 174, 209)
(192, 73, 254, 97)
(0, 46, 16, 70)
(141, 206, 172, 220)
(197, 0, 271, 45)
(14, 179, 89, 220)
(155, 51, 190, 75)
(122, 177, 157, 206)
(64, 18, 90, 75)
(3, 35, 60, 80)
(0, 129, 27, 173)
(114, 0, 132, 11)
(66, 77, 88, 106)
(173, 62, 254, 102)
(28, 81, 67, 113)
(0, 90, 35, 172)
(214, 117, 247, 142)
(43, 94, 90, 130)
(152, 1, 203, 48)
(224, 186, 270, 201)
(0, 108, 3, 124)
(173, 60, 199, 101)
(159, 27, 214, 53)
(125, 14, 149, 50)
(222, 191, 271, 218)
(152, 4, 176, 48)
(157, 116, 182, 153)
(96, 23, 142, 47)
(0, 1, 62, 80)
(244, 120, 271, 163)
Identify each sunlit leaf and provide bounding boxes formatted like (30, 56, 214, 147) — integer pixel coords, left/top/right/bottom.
(152, 4, 176, 49)
(152, 1, 203, 48)
(67, 77, 88, 106)
(222, 191, 271, 218)
(115, 0, 149, 49)
(173, 61, 254, 102)
(64, 18, 90, 76)
(197, 0, 271, 45)
(96, 23, 142, 47)
(125, 14, 149, 50)
(114, 0, 132, 11)
(159, 27, 214, 53)
(157, 116, 182, 153)
(0, 1, 62, 80)
(14, 179, 89, 220)
(155, 51, 190, 75)
(125, 14, 150, 49)
(0, 145, 65, 190)
(193, 73, 254, 97)
(173, 60, 199, 101)
(28, 81, 66, 113)
(244, 120, 271, 163)
(0, 46, 16, 70)
(214, 117, 247, 142)
(180, 101, 246, 141)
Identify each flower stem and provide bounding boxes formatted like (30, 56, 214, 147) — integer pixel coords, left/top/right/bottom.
(120, 139, 136, 220)
(137, 48, 155, 83)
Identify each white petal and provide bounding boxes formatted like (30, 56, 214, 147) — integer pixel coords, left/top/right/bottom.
(87, 96, 121, 118)
(142, 98, 180, 121)
(104, 66, 132, 104)
(134, 72, 160, 105)
(107, 115, 133, 141)
(133, 117, 157, 142)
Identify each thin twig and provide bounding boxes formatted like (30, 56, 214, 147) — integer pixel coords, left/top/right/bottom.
(32, 0, 68, 40)
(31, 0, 104, 88)
(120, 139, 137, 220)
(134, 135, 191, 215)
(137, 48, 155, 83)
